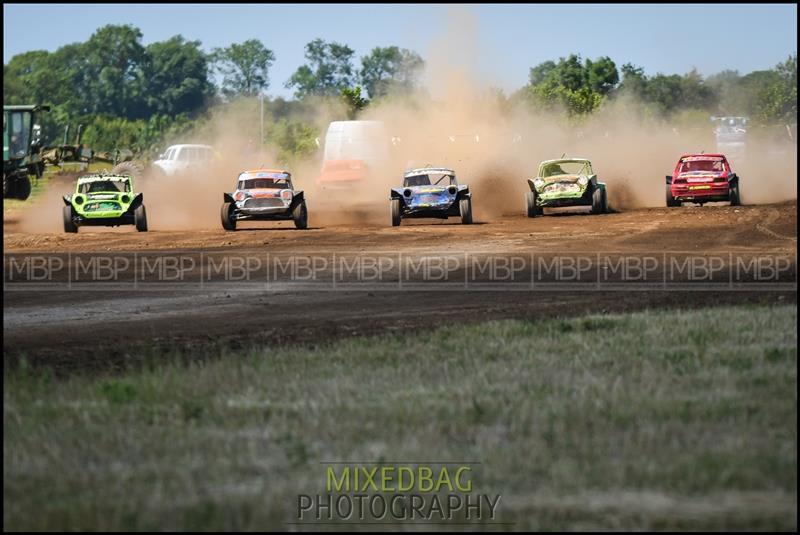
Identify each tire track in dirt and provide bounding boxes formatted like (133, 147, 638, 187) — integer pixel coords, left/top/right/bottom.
(3, 202, 796, 374)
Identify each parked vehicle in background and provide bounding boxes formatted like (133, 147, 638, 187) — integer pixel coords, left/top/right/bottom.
(152, 144, 216, 176)
(3, 104, 50, 200)
(712, 116, 747, 162)
(316, 121, 393, 191)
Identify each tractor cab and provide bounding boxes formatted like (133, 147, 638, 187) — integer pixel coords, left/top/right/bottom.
(3, 104, 50, 200)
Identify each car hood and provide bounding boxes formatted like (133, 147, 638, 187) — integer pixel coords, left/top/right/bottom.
(76, 192, 130, 202)
(396, 184, 466, 193)
(242, 188, 286, 198)
(542, 174, 582, 183)
(408, 186, 450, 194)
(317, 159, 369, 183)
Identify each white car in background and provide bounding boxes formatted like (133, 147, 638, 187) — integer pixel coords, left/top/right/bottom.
(152, 144, 216, 176)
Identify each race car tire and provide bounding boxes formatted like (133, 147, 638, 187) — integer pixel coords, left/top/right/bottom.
(526, 191, 543, 217)
(391, 198, 401, 227)
(292, 201, 308, 229)
(459, 197, 473, 224)
(63, 205, 78, 233)
(112, 161, 145, 181)
(220, 202, 236, 231)
(591, 187, 607, 214)
(666, 186, 680, 207)
(134, 204, 148, 232)
(729, 183, 741, 206)
(13, 177, 32, 201)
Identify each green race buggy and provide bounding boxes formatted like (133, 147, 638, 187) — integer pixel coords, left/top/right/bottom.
(525, 158, 608, 217)
(62, 172, 147, 233)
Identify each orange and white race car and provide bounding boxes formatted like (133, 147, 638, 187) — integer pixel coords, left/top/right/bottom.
(220, 168, 308, 230)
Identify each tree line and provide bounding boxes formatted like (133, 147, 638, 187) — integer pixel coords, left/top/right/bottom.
(516, 53, 796, 124)
(3, 23, 796, 159)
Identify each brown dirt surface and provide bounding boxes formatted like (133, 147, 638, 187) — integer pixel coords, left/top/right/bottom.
(3, 201, 797, 374)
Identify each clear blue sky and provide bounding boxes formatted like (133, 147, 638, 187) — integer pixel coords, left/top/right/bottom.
(4, 3, 797, 98)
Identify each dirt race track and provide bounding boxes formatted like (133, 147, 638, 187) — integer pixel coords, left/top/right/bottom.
(3, 201, 797, 374)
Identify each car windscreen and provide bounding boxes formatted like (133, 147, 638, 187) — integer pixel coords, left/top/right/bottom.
(679, 159, 724, 173)
(79, 180, 129, 193)
(541, 162, 590, 178)
(239, 178, 291, 190)
(7, 111, 32, 159)
(405, 173, 454, 187)
(405, 174, 430, 187)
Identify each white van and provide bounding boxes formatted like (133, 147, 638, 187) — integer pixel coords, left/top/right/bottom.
(152, 144, 215, 176)
(317, 121, 392, 189)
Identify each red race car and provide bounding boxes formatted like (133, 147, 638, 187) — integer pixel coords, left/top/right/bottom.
(665, 154, 741, 207)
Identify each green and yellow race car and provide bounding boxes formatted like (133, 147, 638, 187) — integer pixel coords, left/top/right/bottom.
(62, 172, 148, 233)
(525, 158, 608, 217)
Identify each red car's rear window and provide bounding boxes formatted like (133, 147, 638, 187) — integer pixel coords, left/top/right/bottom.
(679, 159, 725, 173)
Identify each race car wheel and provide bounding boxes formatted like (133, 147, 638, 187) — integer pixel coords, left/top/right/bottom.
(666, 186, 680, 207)
(112, 161, 145, 181)
(4, 179, 17, 199)
(7, 177, 32, 201)
(63, 205, 78, 233)
(526, 191, 543, 217)
(391, 198, 401, 226)
(459, 197, 473, 224)
(729, 183, 741, 206)
(220, 202, 236, 231)
(135, 204, 148, 232)
(17, 177, 31, 201)
(292, 201, 308, 229)
(591, 187, 607, 214)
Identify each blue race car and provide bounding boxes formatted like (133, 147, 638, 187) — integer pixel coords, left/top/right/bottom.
(389, 167, 473, 226)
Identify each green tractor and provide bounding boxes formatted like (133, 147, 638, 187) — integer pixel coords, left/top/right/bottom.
(3, 104, 50, 200)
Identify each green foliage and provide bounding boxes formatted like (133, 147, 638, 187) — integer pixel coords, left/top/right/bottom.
(755, 54, 797, 124)
(265, 118, 319, 165)
(212, 39, 276, 98)
(340, 86, 368, 119)
(618, 64, 718, 115)
(359, 46, 424, 99)
(585, 56, 619, 95)
(3, 22, 795, 159)
(80, 114, 193, 154)
(146, 36, 215, 115)
(81, 24, 149, 118)
(3, 24, 211, 152)
(523, 54, 614, 116)
(98, 379, 138, 405)
(529, 60, 556, 86)
(286, 38, 356, 98)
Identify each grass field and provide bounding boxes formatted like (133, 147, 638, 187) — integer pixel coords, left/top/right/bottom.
(3, 304, 797, 531)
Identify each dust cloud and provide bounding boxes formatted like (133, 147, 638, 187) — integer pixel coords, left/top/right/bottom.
(8, 7, 796, 234)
